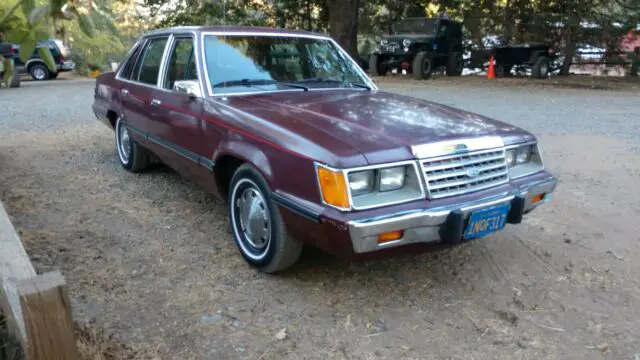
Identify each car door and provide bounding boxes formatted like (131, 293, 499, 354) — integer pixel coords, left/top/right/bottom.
(149, 35, 214, 190)
(119, 36, 169, 147)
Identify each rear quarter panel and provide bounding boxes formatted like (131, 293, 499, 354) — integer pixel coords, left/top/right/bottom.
(92, 71, 123, 129)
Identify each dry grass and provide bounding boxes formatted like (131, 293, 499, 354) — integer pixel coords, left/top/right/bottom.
(1, 315, 156, 360)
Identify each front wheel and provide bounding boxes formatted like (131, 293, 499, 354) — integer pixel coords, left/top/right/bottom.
(412, 51, 433, 80)
(228, 163, 303, 273)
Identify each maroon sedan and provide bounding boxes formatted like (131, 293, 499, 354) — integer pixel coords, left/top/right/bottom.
(92, 26, 557, 273)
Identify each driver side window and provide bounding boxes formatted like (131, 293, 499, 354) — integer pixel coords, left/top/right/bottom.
(163, 37, 198, 90)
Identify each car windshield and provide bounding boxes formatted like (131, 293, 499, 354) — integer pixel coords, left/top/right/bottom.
(393, 19, 439, 34)
(203, 35, 370, 95)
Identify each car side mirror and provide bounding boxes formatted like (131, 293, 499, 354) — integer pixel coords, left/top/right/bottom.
(174, 80, 202, 98)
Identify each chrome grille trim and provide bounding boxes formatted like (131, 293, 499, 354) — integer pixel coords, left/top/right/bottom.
(420, 148, 509, 199)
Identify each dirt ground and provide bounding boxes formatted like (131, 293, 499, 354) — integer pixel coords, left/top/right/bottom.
(1, 77, 639, 360)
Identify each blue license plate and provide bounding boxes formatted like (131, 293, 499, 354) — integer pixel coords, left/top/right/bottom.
(463, 203, 511, 240)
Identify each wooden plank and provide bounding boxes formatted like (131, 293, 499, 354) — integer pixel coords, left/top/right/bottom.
(17, 271, 78, 360)
(0, 200, 36, 350)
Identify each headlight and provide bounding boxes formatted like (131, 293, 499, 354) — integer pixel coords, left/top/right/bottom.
(515, 145, 533, 164)
(316, 162, 424, 211)
(379, 166, 406, 192)
(402, 39, 412, 47)
(348, 171, 374, 195)
(380, 39, 388, 46)
(504, 143, 544, 179)
(505, 149, 516, 166)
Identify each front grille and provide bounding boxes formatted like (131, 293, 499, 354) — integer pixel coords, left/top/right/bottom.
(421, 149, 509, 199)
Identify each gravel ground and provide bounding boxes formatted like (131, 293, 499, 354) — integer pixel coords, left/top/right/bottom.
(1, 77, 639, 360)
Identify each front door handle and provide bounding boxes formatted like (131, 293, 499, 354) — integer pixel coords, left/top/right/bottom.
(151, 99, 162, 107)
(121, 89, 129, 96)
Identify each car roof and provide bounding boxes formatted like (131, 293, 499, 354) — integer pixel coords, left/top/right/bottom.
(145, 26, 331, 39)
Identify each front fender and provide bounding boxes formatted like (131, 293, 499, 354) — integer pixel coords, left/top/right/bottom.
(213, 140, 274, 183)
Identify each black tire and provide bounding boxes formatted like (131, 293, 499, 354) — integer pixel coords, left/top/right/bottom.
(50, 72, 59, 79)
(412, 51, 433, 80)
(28, 63, 50, 81)
(115, 117, 150, 172)
(446, 51, 463, 76)
(532, 56, 550, 79)
(369, 54, 388, 76)
(228, 163, 303, 274)
(496, 65, 512, 77)
(9, 73, 20, 88)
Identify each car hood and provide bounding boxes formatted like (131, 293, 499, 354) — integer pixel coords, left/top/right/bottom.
(212, 89, 534, 166)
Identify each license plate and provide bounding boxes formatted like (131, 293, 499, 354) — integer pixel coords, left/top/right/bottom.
(463, 203, 511, 240)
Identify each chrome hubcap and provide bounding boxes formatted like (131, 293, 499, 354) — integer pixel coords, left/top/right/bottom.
(117, 122, 131, 163)
(33, 67, 46, 80)
(236, 187, 271, 250)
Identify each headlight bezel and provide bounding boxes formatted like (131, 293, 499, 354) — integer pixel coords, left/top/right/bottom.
(504, 142, 545, 179)
(315, 160, 425, 211)
(402, 39, 412, 47)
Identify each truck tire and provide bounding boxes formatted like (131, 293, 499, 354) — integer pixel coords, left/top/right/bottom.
(413, 51, 433, 80)
(532, 56, 550, 79)
(446, 52, 463, 76)
(369, 54, 388, 76)
(496, 65, 512, 77)
(228, 163, 303, 273)
(28, 63, 50, 81)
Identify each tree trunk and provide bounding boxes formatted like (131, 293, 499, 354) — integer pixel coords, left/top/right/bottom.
(326, 0, 360, 58)
(560, 11, 579, 76)
(502, 0, 514, 44)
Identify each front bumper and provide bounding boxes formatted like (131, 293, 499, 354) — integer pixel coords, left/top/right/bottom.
(347, 176, 557, 254)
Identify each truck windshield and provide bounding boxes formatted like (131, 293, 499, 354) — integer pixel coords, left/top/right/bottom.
(393, 19, 439, 34)
(203, 34, 369, 94)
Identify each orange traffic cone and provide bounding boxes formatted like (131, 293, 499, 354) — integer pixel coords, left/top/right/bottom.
(487, 56, 496, 79)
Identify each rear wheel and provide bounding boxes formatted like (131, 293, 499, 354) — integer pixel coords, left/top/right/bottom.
(228, 163, 303, 273)
(28, 63, 50, 81)
(412, 51, 433, 80)
(532, 57, 550, 79)
(115, 117, 150, 172)
(369, 54, 388, 76)
(446, 52, 463, 76)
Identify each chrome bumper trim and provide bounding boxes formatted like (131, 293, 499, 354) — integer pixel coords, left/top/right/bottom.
(347, 177, 557, 253)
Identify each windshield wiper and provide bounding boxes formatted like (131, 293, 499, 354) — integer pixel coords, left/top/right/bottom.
(212, 78, 308, 91)
(295, 77, 371, 90)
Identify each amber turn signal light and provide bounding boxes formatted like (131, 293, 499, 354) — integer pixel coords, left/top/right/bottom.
(531, 193, 545, 204)
(317, 166, 350, 209)
(378, 230, 404, 243)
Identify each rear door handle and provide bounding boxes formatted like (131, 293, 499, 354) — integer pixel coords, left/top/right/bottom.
(121, 89, 129, 96)
(151, 99, 162, 107)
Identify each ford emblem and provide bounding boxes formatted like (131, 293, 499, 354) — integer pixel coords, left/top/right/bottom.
(466, 168, 481, 178)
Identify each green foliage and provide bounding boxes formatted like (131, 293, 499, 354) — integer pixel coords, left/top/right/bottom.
(37, 45, 56, 72)
(19, 29, 36, 62)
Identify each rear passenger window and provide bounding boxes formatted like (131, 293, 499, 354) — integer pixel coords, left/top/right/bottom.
(120, 42, 145, 80)
(134, 37, 168, 85)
